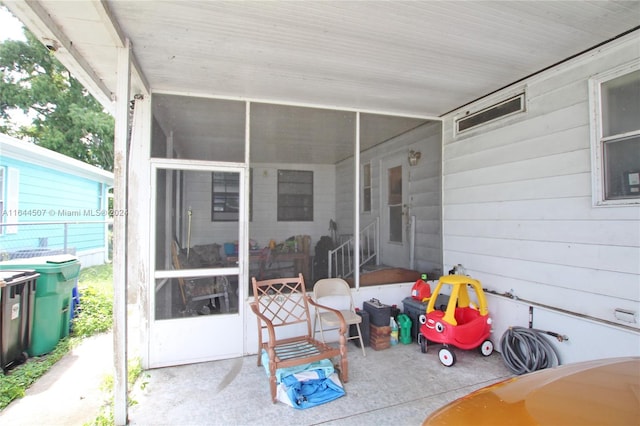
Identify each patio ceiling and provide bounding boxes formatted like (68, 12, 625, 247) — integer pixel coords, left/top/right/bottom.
(5, 1, 640, 163)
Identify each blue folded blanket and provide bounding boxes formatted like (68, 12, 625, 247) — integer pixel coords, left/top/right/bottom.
(260, 349, 335, 383)
(281, 370, 345, 410)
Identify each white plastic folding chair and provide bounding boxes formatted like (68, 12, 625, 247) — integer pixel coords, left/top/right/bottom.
(313, 278, 366, 356)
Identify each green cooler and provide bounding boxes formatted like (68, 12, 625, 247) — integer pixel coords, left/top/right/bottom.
(0, 255, 81, 356)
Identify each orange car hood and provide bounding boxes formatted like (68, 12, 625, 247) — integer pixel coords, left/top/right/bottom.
(424, 357, 640, 426)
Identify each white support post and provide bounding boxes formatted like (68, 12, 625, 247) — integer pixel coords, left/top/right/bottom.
(354, 112, 361, 289)
(241, 102, 251, 301)
(113, 39, 131, 426)
(165, 131, 174, 268)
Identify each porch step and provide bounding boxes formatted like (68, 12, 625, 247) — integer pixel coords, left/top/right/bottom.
(361, 263, 389, 272)
(348, 267, 422, 287)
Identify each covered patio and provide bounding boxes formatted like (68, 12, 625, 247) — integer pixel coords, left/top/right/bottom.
(4, 2, 639, 425)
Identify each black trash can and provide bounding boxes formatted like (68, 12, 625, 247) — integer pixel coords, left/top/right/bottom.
(0, 270, 38, 372)
(402, 297, 427, 343)
(402, 294, 451, 343)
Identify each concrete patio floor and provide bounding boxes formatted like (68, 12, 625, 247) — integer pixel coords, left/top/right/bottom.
(128, 341, 513, 425)
(0, 331, 514, 426)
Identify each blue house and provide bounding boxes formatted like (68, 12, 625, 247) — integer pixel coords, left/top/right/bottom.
(0, 133, 113, 267)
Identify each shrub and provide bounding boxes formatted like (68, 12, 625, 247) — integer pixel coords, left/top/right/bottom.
(73, 264, 113, 337)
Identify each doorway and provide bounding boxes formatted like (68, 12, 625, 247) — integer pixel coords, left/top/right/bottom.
(149, 161, 245, 367)
(380, 152, 410, 268)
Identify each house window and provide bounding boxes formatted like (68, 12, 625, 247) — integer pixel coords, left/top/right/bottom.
(2, 168, 18, 235)
(278, 170, 313, 221)
(362, 163, 371, 213)
(211, 172, 239, 221)
(590, 65, 640, 205)
(211, 170, 253, 221)
(0, 167, 4, 234)
(388, 165, 403, 243)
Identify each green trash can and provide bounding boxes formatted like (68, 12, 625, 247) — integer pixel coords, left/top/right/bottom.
(0, 255, 81, 356)
(397, 313, 412, 345)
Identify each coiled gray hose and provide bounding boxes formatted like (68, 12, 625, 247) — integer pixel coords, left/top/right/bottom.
(500, 326, 559, 375)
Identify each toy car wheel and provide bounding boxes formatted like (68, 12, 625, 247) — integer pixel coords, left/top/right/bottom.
(419, 335, 428, 353)
(439, 347, 456, 367)
(480, 339, 494, 356)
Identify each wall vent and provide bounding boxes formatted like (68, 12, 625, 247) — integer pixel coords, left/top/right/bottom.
(456, 93, 525, 134)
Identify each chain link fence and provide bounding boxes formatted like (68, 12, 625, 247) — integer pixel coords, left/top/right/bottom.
(0, 220, 112, 265)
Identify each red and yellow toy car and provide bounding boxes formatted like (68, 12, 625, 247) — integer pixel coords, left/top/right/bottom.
(418, 274, 493, 366)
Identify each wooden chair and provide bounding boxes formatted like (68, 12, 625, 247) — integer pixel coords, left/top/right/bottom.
(250, 274, 348, 403)
(171, 240, 229, 314)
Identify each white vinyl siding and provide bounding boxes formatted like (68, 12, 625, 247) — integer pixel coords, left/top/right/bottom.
(442, 35, 640, 329)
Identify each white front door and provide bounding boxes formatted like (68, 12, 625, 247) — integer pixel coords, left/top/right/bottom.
(149, 161, 245, 367)
(380, 153, 410, 268)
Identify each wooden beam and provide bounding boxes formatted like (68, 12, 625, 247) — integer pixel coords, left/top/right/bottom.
(91, 0, 150, 95)
(6, 0, 115, 112)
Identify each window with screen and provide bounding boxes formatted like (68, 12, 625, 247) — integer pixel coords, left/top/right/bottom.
(211, 172, 239, 221)
(210, 170, 253, 221)
(277, 170, 313, 221)
(591, 66, 640, 205)
(362, 163, 371, 213)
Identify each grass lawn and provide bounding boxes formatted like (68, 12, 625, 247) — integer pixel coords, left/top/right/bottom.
(0, 263, 113, 410)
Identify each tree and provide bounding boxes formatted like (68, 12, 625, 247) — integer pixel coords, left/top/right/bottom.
(0, 29, 114, 170)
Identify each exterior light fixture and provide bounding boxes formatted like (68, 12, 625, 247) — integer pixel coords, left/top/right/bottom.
(408, 150, 422, 166)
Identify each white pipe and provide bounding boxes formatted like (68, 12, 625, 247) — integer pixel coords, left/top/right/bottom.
(409, 215, 416, 270)
(354, 112, 360, 289)
(376, 217, 380, 266)
(186, 207, 192, 261)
